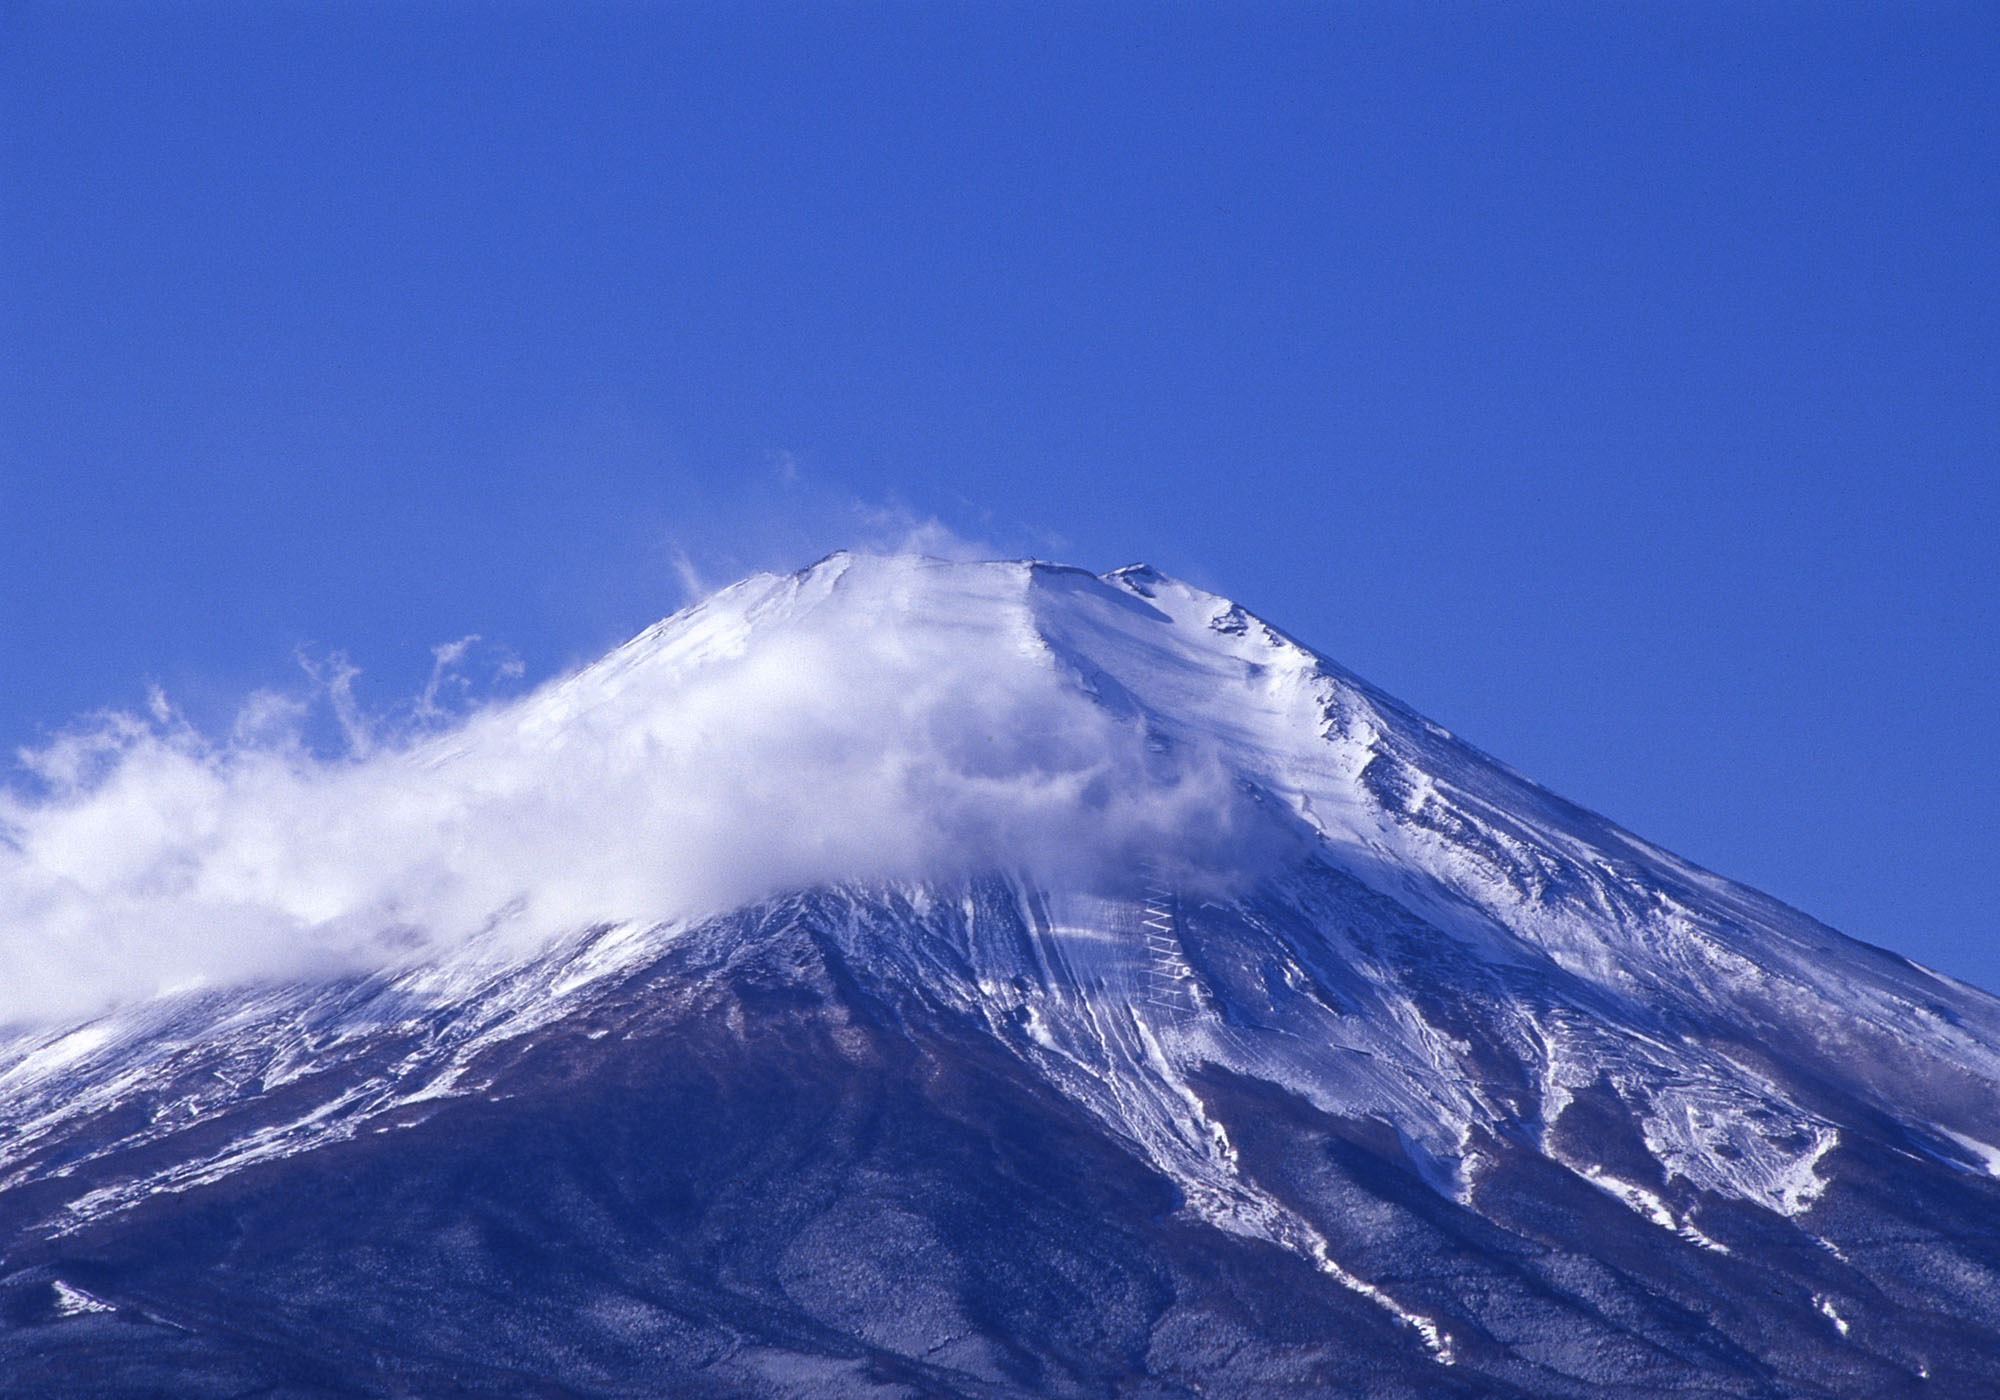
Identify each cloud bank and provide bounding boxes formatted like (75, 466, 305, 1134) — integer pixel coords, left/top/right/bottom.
(0, 559, 1265, 1026)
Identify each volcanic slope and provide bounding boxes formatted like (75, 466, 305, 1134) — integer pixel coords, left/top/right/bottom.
(3, 553, 1999, 1398)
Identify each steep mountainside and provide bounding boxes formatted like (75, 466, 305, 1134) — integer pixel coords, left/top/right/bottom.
(3, 554, 1998, 1397)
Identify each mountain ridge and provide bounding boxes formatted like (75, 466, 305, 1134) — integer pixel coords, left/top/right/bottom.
(3, 553, 1997, 1396)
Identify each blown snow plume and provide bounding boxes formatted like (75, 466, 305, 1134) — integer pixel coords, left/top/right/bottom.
(0, 555, 1272, 1024)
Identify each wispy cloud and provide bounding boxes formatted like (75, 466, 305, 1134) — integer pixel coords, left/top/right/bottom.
(0, 557, 1266, 1026)
(654, 454, 1014, 598)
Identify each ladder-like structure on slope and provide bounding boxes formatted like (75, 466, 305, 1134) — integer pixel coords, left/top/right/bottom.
(1136, 881, 1204, 1017)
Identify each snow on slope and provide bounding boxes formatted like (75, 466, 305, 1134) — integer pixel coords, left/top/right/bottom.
(5, 552, 2000, 1368)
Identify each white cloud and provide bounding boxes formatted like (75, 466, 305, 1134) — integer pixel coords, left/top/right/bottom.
(667, 548, 710, 607)
(656, 458, 1010, 597)
(292, 649, 373, 757)
(849, 500, 991, 561)
(0, 557, 1269, 1026)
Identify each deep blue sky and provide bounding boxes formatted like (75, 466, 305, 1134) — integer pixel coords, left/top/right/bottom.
(4, 4, 1995, 986)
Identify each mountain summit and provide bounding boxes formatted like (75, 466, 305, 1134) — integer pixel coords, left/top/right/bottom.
(4, 554, 1999, 1397)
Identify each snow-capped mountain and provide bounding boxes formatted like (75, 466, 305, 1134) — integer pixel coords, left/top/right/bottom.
(4, 553, 1999, 1398)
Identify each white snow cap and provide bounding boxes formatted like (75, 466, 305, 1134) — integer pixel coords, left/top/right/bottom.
(0, 554, 1322, 1022)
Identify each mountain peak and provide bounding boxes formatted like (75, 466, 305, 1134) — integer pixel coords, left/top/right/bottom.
(7, 555, 2000, 1395)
